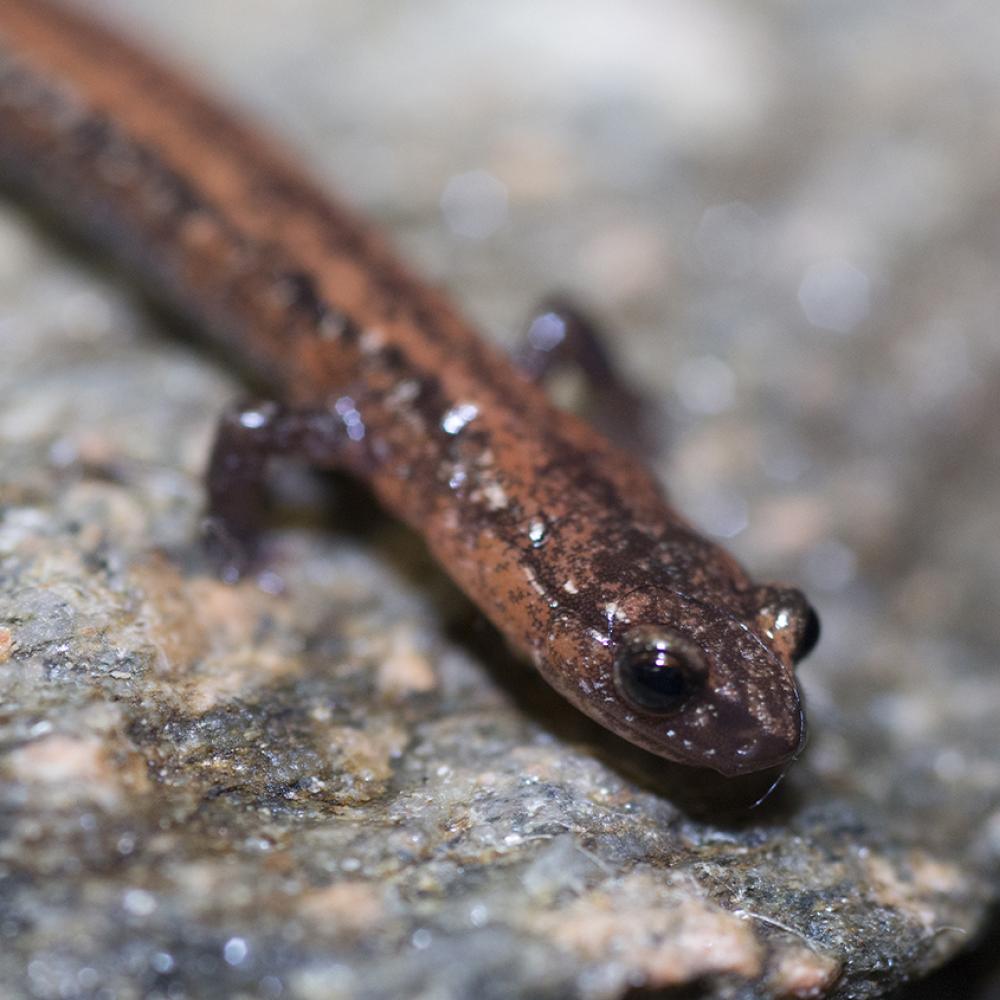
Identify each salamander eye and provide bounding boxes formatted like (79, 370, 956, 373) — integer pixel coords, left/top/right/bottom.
(752, 585, 821, 663)
(613, 626, 706, 714)
(794, 603, 821, 661)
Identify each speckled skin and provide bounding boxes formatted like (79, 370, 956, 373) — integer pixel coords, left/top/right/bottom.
(0, 0, 813, 776)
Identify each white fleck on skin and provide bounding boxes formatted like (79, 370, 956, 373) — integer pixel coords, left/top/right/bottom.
(689, 708, 714, 730)
(385, 379, 420, 408)
(360, 327, 386, 353)
(563, 579, 579, 595)
(587, 628, 610, 647)
(527, 519, 546, 546)
(605, 602, 629, 624)
(478, 481, 508, 511)
(715, 680, 738, 699)
(447, 465, 467, 490)
(522, 565, 548, 598)
(318, 312, 348, 340)
(238, 404, 274, 430)
(441, 401, 479, 435)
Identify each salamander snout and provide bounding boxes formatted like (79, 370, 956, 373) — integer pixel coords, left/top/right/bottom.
(607, 620, 805, 776)
(540, 589, 808, 777)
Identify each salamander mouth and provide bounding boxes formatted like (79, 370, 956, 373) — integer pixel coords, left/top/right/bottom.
(701, 690, 806, 776)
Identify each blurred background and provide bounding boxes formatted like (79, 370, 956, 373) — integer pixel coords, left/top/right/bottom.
(5, 1, 1000, 995)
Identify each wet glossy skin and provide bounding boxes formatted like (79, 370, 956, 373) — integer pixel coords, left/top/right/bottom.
(0, 0, 817, 776)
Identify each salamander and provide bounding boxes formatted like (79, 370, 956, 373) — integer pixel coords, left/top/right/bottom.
(0, 0, 818, 776)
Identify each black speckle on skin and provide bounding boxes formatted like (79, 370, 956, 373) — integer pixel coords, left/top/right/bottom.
(269, 270, 363, 344)
(407, 373, 450, 435)
(336, 313, 361, 344)
(71, 114, 204, 223)
(277, 270, 327, 324)
(145, 163, 205, 221)
(378, 345, 406, 370)
(71, 114, 112, 152)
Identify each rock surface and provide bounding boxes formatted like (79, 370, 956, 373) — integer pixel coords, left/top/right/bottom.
(2, 2, 1000, 998)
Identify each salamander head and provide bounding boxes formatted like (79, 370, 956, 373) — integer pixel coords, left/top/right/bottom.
(543, 584, 817, 776)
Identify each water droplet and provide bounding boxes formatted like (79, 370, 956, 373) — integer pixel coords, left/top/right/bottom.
(441, 402, 479, 435)
(528, 518, 547, 546)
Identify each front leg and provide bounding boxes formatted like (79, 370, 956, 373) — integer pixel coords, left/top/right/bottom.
(515, 298, 653, 455)
(204, 399, 357, 582)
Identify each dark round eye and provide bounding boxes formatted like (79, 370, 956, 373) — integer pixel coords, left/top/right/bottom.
(753, 586, 821, 663)
(612, 626, 706, 714)
(794, 603, 821, 662)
